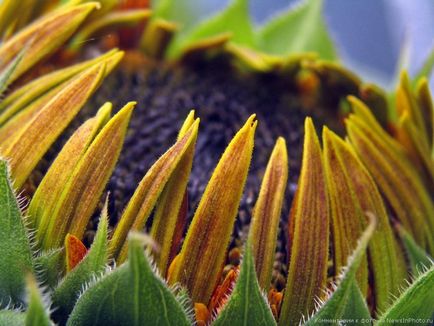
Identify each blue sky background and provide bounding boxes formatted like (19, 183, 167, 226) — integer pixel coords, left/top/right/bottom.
(190, 0, 434, 91)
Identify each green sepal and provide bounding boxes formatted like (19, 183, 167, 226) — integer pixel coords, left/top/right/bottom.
(34, 248, 64, 290)
(305, 215, 376, 324)
(25, 275, 52, 326)
(377, 263, 434, 325)
(67, 233, 191, 326)
(167, 0, 254, 58)
(397, 224, 433, 274)
(152, 0, 199, 30)
(52, 208, 109, 323)
(0, 159, 33, 308)
(257, 0, 336, 60)
(340, 282, 371, 321)
(213, 239, 276, 326)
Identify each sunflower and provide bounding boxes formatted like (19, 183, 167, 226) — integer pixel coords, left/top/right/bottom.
(0, 0, 433, 325)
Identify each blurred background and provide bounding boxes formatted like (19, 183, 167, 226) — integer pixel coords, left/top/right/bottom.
(179, 0, 434, 90)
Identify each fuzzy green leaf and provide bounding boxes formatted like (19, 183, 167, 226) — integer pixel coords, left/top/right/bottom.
(25, 275, 52, 326)
(305, 215, 376, 325)
(52, 203, 109, 322)
(0, 159, 33, 307)
(0, 311, 26, 326)
(34, 248, 64, 290)
(340, 282, 371, 321)
(257, 0, 336, 60)
(213, 240, 276, 326)
(377, 264, 434, 325)
(152, 0, 200, 31)
(396, 225, 433, 274)
(67, 234, 191, 326)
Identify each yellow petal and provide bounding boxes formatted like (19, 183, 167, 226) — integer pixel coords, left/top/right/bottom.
(323, 127, 407, 312)
(1, 63, 106, 188)
(396, 71, 428, 142)
(169, 115, 257, 304)
(110, 117, 200, 262)
(150, 111, 197, 275)
(0, 2, 99, 82)
(346, 103, 434, 254)
(29, 104, 111, 244)
(249, 137, 288, 290)
(279, 118, 329, 326)
(42, 102, 135, 249)
(0, 0, 20, 37)
(323, 127, 369, 296)
(0, 49, 123, 125)
(415, 78, 433, 153)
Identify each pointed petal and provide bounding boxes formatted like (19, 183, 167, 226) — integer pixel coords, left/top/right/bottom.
(346, 97, 434, 254)
(0, 63, 106, 188)
(323, 128, 369, 296)
(42, 102, 134, 249)
(70, 9, 151, 51)
(169, 115, 257, 304)
(305, 215, 376, 324)
(29, 103, 111, 242)
(249, 137, 288, 291)
(0, 3, 99, 82)
(150, 111, 197, 275)
(110, 117, 200, 262)
(323, 127, 407, 312)
(0, 49, 123, 126)
(279, 118, 329, 326)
